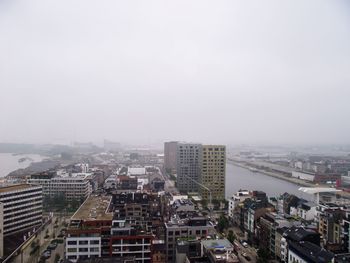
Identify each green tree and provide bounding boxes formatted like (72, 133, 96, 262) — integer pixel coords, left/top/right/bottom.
(70, 198, 80, 211)
(227, 230, 236, 243)
(217, 214, 229, 232)
(201, 199, 208, 208)
(212, 199, 220, 210)
(257, 248, 269, 263)
(54, 253, 60, 263)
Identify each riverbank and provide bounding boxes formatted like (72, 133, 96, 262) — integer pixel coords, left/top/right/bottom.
(0, 153, 46, 178)
(227, 159, 315, 187)
(227, 159, 350, 200)
(225, 162, 311, 200)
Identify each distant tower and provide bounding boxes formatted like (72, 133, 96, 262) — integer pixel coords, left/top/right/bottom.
(164, 141, 178, 174)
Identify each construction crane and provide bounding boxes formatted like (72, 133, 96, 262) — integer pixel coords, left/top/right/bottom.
(182, 174, 213, 217)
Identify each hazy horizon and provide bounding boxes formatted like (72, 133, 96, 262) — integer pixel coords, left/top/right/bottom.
(1, 0, 350, 146)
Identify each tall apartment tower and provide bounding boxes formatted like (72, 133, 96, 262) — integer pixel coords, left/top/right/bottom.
(201, 145, 226, 200)
(0, 184, 43, 258)
(176, 143, 202, 193)
(164, 141, 178, 174)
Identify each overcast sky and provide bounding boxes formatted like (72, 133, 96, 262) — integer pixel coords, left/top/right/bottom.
(0, 0, 349, 146)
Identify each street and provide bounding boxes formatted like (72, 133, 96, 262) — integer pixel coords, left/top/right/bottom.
(158, 167, 178, 194)
(12, 215, 66, 263)
(227, 226, 258, 263)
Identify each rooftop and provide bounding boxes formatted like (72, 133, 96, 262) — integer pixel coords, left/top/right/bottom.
(71, 195, 113, 221)
(283, 226, 319, 242)
(208, 250, 239, 263)
(202, 239, 233, 250)
(128, 167, 146, 175)
(289, 241, 334, 263)
(298, 187, 341, 194)
(166, 215, 214, 228)
(0, 184, 38, 194)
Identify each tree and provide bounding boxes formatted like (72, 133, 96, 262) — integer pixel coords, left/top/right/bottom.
(212, 199, 220, 210)
(217, 214, 229, 232)
(70, 198, 80, 211)
(257, 248, 269, 263)
(227, 230, 236, 243)
(54, 253, 60, 263)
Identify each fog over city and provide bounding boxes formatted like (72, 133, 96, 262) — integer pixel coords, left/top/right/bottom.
(1, 0, 349, 146)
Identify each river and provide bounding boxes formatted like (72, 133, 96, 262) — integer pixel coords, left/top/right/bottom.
(0, 153, 45, 178)
(226, 163, 312, 200)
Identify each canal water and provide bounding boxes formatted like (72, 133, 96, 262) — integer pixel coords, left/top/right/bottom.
(226, 163, 312, 200)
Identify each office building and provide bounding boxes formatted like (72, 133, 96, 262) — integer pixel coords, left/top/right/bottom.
(0, 184, 43, 258)
(176, 143, 202, 193)
(201, 145, 226, 200)
(27, 172, 92, 201)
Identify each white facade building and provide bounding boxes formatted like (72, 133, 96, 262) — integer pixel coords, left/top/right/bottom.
(66, 237, 101, 260)
(228, 190, 251, 219)
(292, 171, 315, 182)
(128, 167, 146, 176)
(296, 202, 317, 221)
(280, 237, 288, 262)
(28, 172, 92, 201)
(104, 176, 117, 190)
(288, 248, 308, 263)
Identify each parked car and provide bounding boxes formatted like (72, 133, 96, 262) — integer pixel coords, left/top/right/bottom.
(38, 256, 46, 263)
(42, 250, 51, 259)
(244, 255, 251, 261)
(47, 243, 57, 250)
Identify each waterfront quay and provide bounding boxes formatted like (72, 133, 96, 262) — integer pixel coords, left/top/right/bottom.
(227, 158, 350, 200)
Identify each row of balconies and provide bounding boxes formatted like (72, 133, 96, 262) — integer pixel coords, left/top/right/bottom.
(4, 218, 42, 234)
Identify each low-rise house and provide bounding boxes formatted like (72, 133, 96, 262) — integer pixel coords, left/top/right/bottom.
(228, 190, 251, 222)
(318, 208, 345, 252)
(165, 215, 216, 262)
(280, 226, 320, 262)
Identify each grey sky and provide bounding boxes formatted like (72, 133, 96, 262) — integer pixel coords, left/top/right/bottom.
(1, 0, 349, 146)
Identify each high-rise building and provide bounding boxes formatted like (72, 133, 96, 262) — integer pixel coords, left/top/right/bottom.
(164, 141, 178, 174)
(176, 143, 202, 193)
(0, 184, 43, 258)
(201, 145, 226, 200)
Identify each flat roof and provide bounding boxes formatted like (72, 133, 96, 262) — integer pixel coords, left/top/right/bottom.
(298, 187, 341, 194)
(0, 184, 37, 193)
(202, 239, 233, 250)
(71, 195, 113, 221)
